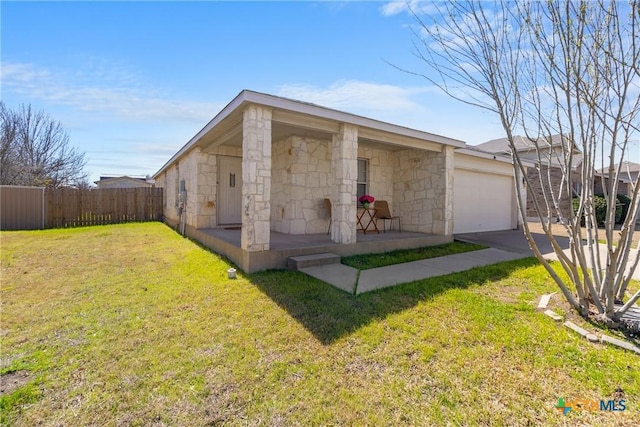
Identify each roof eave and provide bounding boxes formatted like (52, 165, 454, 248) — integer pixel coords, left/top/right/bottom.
(153, 90, 467, 178)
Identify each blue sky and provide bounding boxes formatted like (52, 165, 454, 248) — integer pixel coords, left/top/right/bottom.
(2, 1, 511, 183)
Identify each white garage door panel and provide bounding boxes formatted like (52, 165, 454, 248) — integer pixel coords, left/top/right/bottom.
(454, 169, 513, 233)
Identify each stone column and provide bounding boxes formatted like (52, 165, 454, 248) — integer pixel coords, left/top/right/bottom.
(331, 123, 358, 244)
(440, 145, 455, 236)
(241, 105, 272, 251)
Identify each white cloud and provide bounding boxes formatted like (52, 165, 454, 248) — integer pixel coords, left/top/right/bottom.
(380, 1, 434, 17)
(277, 79, 507, 144)
(1, 61, 221, 123)
(277, 80, 431, 117)
(380, 1, 410, 16)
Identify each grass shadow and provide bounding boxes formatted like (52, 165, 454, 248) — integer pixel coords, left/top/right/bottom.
(249, 257, 540, 345)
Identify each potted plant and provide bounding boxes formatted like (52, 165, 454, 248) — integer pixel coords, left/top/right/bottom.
(358, 194, 375, 209)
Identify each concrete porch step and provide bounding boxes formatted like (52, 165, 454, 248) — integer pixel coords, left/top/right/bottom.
(287, 253, 340, 270)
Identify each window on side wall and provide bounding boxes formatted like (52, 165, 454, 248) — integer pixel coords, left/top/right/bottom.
(357, 158, 368, 201)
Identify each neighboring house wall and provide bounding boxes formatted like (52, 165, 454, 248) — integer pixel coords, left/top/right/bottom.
(516, 145, 566, 163)
(526, 165, 579, 220)
(96, 177, 153, 189)
(594, 176, 633, 197)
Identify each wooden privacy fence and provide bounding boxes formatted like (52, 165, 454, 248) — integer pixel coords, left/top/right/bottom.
(0, 186, 46, 230)
(1, 186, 163, 230)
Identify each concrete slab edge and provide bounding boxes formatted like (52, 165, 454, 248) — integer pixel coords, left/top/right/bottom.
(600, 334, 640, 355)
(544, 309, 562, 321)
(561, 320, 640, 354)
(538, 294, 552, 310)
(563, 321, 591, 337)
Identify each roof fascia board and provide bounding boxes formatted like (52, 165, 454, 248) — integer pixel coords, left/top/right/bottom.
(456, 147, 536, 167)
(243, 90, 466, 148)
(154, 89, 467, 178)
(153, 91, 249, 178)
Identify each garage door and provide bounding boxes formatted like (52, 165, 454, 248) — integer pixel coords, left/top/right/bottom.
(454, 169, 514, 233)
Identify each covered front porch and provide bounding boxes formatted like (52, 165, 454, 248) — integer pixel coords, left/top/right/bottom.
(176, 223, 452, 272)
(154, 91, 466, 272)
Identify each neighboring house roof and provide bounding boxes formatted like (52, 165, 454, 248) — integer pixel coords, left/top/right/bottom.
(95, 176, 154, 188)
(597, 161, 640, 183)
(473, 134, 582, 169)
(153, 90, 466, 179)
(474, 134, 577, 155)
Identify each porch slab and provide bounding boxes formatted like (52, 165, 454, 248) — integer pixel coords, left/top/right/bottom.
(287, 253, 340, 270)
(182, 223, 452, 273)
(300, 264, 359, 294)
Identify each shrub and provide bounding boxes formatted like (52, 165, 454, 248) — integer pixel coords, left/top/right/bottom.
(572, 194, 623, 226)
(616, 194, 632, 224)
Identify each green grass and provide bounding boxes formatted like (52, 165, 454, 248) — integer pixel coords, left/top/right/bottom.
(1, 223, 639, 426)
(341, 241, 486, 269)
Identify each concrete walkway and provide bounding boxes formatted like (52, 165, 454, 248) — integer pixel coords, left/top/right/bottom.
(300, 247, 528, 295)
(300, 228, 639, 294)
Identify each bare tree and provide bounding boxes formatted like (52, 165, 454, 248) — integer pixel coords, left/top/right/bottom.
(0, 102, 87, 187)
(403, 0, 639, 328)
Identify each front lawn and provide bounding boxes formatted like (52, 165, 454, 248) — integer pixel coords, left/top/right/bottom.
(341, 241, 486, 269)
(1, 223, 638, 425)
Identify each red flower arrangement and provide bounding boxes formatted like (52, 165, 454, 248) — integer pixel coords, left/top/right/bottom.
(358, 195, 375, 206)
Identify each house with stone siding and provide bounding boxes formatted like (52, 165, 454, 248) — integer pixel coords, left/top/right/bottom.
(153, 90, 469, 272)
(474, 135, 581, 222)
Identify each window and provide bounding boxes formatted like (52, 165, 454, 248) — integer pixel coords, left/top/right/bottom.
(357, 158, 368, 201)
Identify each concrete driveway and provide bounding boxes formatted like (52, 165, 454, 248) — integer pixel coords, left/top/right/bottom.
(456, 225, 640, 280)
(455, 228, 566, 256)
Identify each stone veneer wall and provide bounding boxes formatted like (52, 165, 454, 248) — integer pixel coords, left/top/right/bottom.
(178, 148, 199, 228)
(271, 136, 333, 234)
(393, 147, 453, 234)
(155, 145, 242, 229)
(196, 145, 243, 228)
(162, 164, 179, 223)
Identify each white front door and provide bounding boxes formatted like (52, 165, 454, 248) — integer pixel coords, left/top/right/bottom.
(218, 156, 242, 224)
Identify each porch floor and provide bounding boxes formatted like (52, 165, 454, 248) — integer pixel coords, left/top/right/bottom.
(199, 228, 436, 250)
(185, 225, 452, 273)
